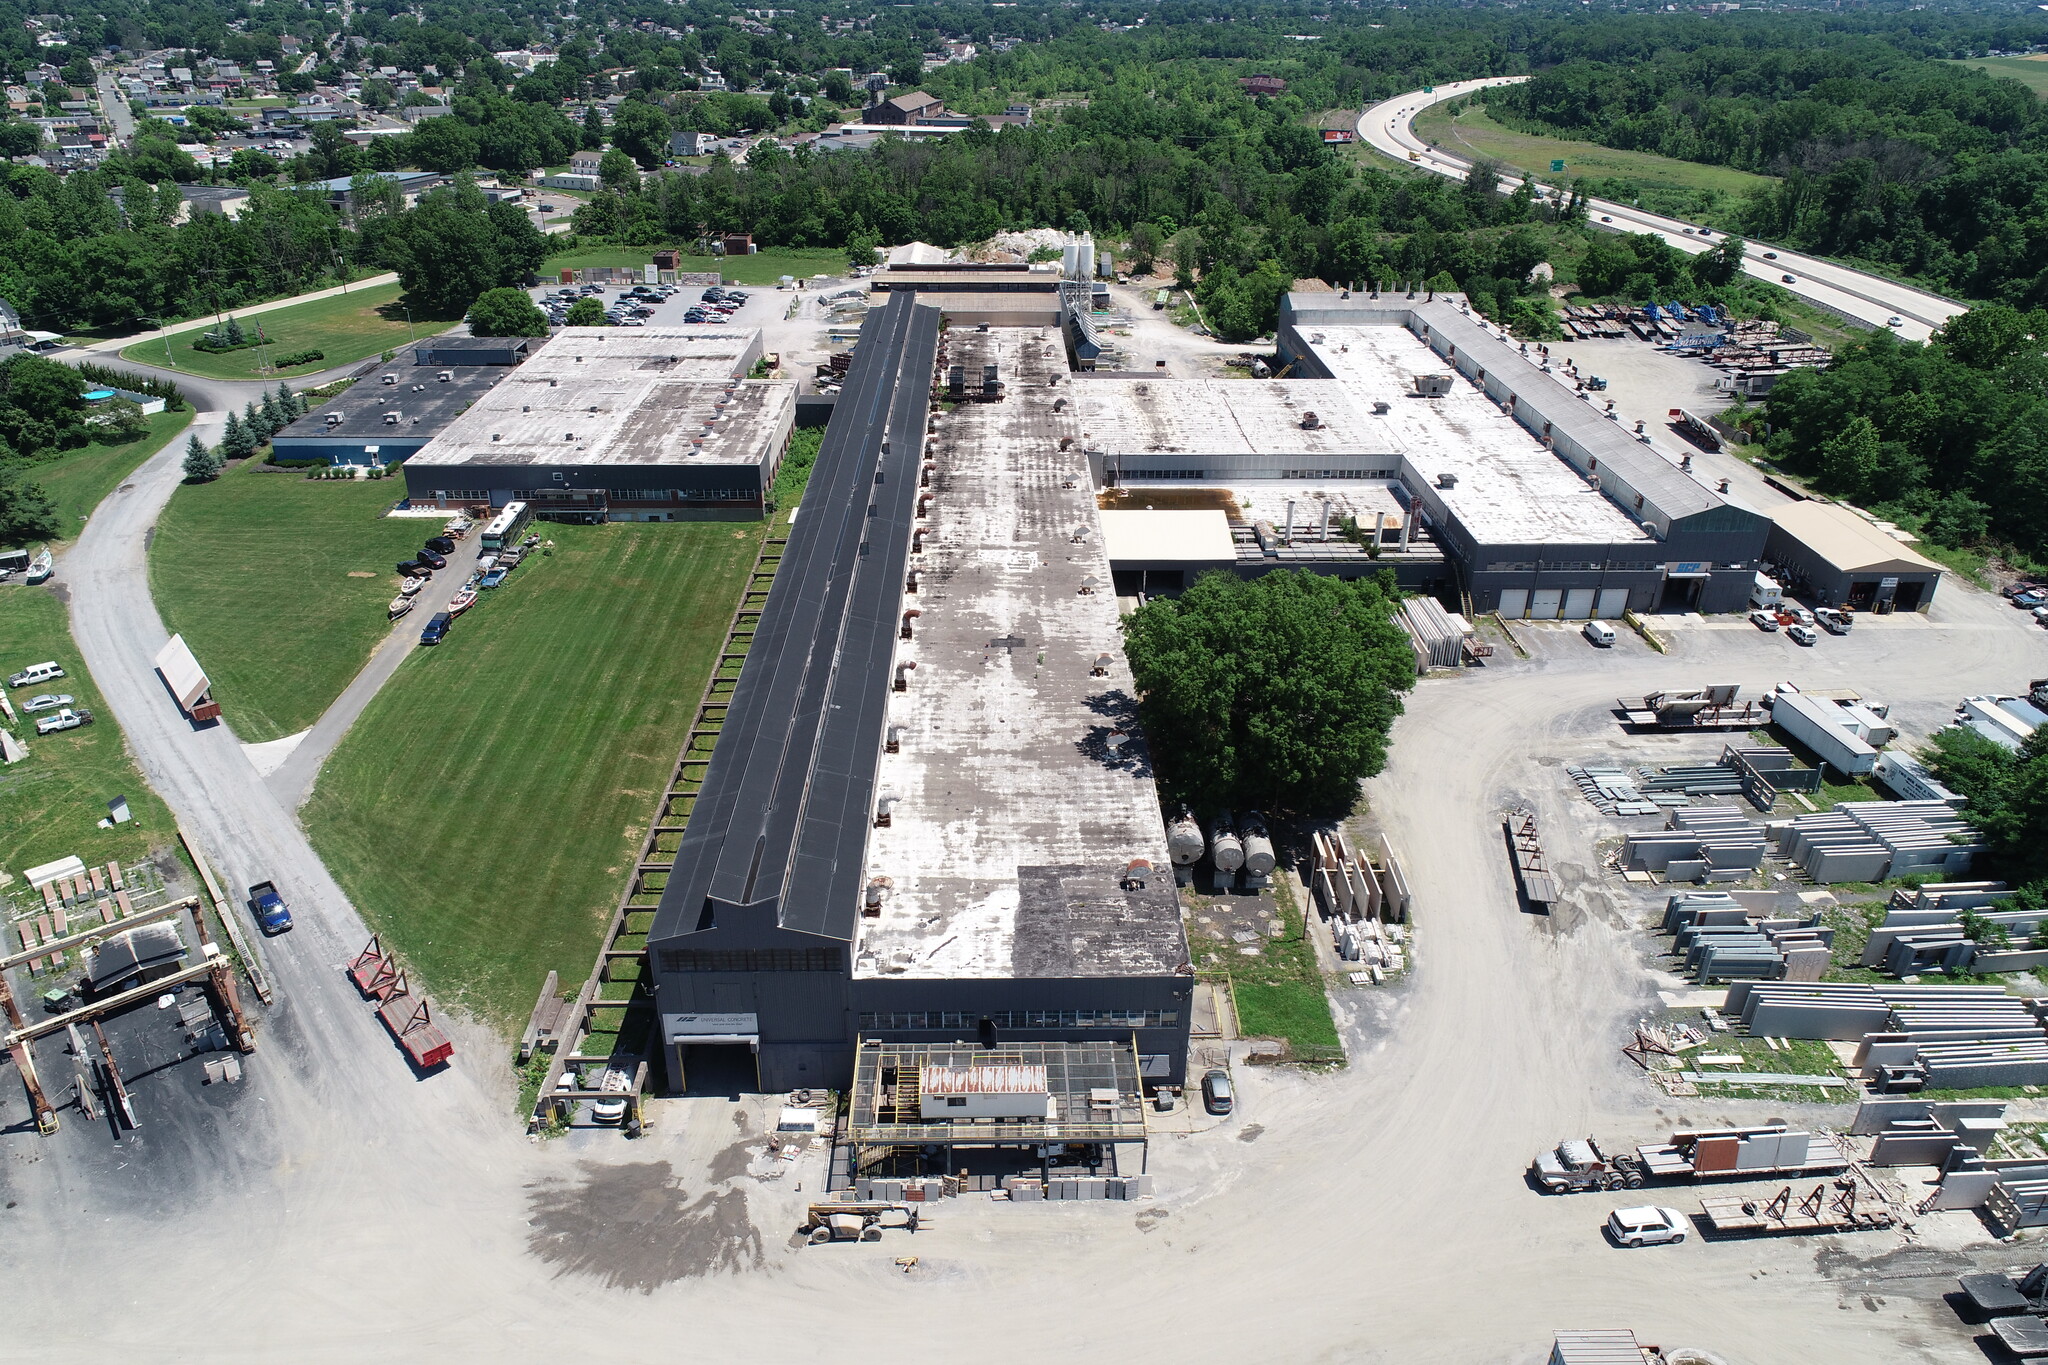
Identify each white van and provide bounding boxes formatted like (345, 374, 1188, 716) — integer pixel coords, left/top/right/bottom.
(1583, 620, 1617, 648)
(7, 660, 65, 689)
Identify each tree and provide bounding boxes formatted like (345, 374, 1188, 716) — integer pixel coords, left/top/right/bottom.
(470, 287, 550, 337)
(612, 100, 672, 170)
(243, 400, 269, 439)
(409, 117, 480, 174)
(822, 71, 854, 106)
(0, 472, 59, 544)
(563, 296, 607, 326)
(275, 382, 304, 421)
(182, 434, 223, 482)
(1817, 415, 1882, 499)
(581, 107, 606, 150)
(1127, 222, 1164, 274)
(0, 119, 42, 158)
(349, 171, 404, 222)
(1122, 570, 1415, 813)
(221, 411, 256, 461)
(1690, 234, 1744, 287)
(845, 219, 881, 272)
(599, 148, 639, 190)
(89, 398, 149, 441)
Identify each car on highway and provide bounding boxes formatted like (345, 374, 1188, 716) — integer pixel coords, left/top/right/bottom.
(1606, 1206, 1688, 1247)
(7, 660, 63, 688)
(1749, 610, 1781, 632)
(418, 611, 452, 646)
(1201, 1067, 1234, 1115)
(1762, 251, 1778, 259)
(1600, 215, 1613, 222)
(1788, 624, 1818, 646)
(1888, 316, 1903, 328)
(1682, 227, 1695, 235)
(34, 706, 92, 735)
(1781, 274, 1797, 284)
(20, 692, 71, 713)
(416, 548, 448, 570)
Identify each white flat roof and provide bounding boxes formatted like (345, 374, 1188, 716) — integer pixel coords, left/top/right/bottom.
(1098, 509, 1235, 566)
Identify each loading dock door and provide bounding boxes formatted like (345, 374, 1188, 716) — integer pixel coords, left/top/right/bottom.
(1498, 588, 1528, 619)
(1563, 588, 1596, 619)
(1529, 588, 1563, 619)
(1595, 588, 1630, 619)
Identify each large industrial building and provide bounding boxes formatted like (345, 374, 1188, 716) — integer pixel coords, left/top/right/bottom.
(1765, 501, 1943, 613)
(271, 341, 526, 467)
(647, 296, 1192, 1159)
(400, 327, 791, 520)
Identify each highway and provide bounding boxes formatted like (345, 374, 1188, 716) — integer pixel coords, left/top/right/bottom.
(1359, 78, 1966, 342)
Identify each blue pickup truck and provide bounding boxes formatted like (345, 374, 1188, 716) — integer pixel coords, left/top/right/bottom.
(248, 880, 293, 935)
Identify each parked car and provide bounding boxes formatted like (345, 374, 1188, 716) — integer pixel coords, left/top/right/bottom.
(7, 660, 64, 689)
(20, 692, 71, 713)
(418, 612, 452, 646)
(416, 548, 448, 570)
(1788, 624, 1818, 646)
(424, 536, 456, 555)
(2015, 592, 2048, 610)
(1748, 610, 1780, 631)
(1201, 1068, 1234, 1115)
(479, 567, 510, 589)
(397, 560, 430, 578)
(34, 707, 92, 735)
(591, 1068, 632, 1124)
(1606, 1206, 1689, 1247)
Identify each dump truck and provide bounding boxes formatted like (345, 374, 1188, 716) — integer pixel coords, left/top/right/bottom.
(1533, 1138, 1648, 1193)
(1536, 1124, 1847, 1192)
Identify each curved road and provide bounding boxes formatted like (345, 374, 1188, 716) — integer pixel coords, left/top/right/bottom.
(1361, 78, 1966, 341)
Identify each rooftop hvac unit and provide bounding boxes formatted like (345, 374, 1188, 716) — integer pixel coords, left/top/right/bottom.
(435, 370, 451, 382)
(1414, 374, 1453, 398)
(383, 411, 400, 425)
(1301, 411, 1321, 430)
(324, 412, 342, 425)
(382, 373, 398, 385)
(1372, 400, 1390, 414)
(1436, 472, 1458, 490)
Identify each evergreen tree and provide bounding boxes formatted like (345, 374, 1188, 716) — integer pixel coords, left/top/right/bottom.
(225, 315, 246, 346)
(182, 434, 223, 481)
(221, 411, 256, 461)
(243, 400, 268, 439)
(275, 382, 303, 419)
(260, 389, 284, 430)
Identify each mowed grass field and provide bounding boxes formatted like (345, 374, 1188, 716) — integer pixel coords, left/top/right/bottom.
(0, 588, 181, 880)
(542, 245, 846, 287)
(148, 460, 429, 742)
(303, 520, 763, 1031)
(119, 283, 457, 381)
(1411, 101, 1778, 199)
(35, 409, 193, 539)
(1951, 56, 2048, 98)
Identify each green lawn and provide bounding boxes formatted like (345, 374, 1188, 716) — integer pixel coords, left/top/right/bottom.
(33, 409, 194, 540)
(303, 520, 764, 1030)
(1188, 870, 1342, 1055)
(540, 246, 656, 275)
(0, 588, 182, 881)
(715, 247, 848, 286)
(1411, 102, 1777, 201)
(118, 283, 456, 381)
(148, 459, 429, 742)
(1951, 56, 2048, 99)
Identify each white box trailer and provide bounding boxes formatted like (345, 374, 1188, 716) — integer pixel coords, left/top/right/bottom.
(1773, 692, 1878, 776)
(1751, 572, 1783, 609)
(153, 634, 220, 722)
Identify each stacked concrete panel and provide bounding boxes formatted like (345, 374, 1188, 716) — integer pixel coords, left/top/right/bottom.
(1623, 806, 1765, 880)
(1723, 982, 1894, 1040)
(1773, 801, 1984, 884)
(1397, 596, 1470, 670)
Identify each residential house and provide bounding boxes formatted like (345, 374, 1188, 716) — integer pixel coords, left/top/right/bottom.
(568, 148, 604, 177)
(670, 129, 715, 157)
(863, 90, 944, 124)
(1239, 75, 1287, 97)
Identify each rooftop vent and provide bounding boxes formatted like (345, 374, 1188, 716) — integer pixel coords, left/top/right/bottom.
(1436, 472, 1458, 490)
(436, 370, 452, 382)
(1301, 411, 1321, 430)
(324, 412, 342, 425)
(381, 373, 397, 385)
(1372, 400, 1390, 414)
(383, 411, 400, 425)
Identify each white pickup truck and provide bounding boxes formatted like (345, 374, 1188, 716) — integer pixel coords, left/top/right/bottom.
(34, 707, 93, 735)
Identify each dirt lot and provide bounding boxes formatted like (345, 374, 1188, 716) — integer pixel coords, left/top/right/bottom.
(6, 403, 2047, 1361)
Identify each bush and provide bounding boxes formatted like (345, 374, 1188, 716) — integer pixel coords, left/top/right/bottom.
(271, 349, 325, 368)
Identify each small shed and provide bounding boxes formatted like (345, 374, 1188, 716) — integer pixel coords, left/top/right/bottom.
(919, 1064, 1053, 1119)
(1549, 1330, 1653, 1365)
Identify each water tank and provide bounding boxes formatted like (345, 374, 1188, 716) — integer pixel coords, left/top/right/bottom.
(1209, 817, 1243, 873)
(1166, 811, 1204, 866)
(1240, 812, 1276, 878)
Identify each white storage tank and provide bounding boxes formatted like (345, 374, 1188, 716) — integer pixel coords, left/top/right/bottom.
(1209, 817, 1243, 873)
(1166, 811, 1204, 866)
(1240, 812, 1276, 878)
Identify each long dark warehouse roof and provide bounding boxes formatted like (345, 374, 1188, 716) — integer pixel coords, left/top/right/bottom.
(649, 292, 941, 948)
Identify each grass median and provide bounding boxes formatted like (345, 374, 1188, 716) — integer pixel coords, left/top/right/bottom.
(303, 519, 763, 1031)
(148, 459, 428, 742)
(1412, 102, 1776, 202)
(0, 587, 181, 880)
(119, 283, 456, 381)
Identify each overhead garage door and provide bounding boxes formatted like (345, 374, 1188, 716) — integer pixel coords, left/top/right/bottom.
(1529, 588, 1563, 619)
(1563, 588, 1596, 619)
(1595, 587, 1630, 619)
(1498, 588, 1528, 619)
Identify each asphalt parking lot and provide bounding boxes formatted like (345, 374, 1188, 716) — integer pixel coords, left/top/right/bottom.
(525, 277, 790, 337)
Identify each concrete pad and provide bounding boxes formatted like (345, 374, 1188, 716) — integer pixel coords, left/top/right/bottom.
(241, 729, 309, 779)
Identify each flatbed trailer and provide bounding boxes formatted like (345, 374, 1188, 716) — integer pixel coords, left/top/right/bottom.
(1697, 1182, 1891, 1237)
(373, 972, 455, 1068)
(1636, 1125, 1849, 1181)
(347, 935, 398, 1000)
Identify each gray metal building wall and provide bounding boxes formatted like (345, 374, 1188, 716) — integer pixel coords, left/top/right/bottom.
(852, 976, 1194, 1086)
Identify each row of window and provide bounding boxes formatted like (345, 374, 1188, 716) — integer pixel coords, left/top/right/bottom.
(605, 488, 761, 503)
(430, 489, 489, 502)
(1277, 469, 1396, 480)
(659, 948, 845, 973)
(859, 1010, 1180, 1030)
(1483, 561, 1658, 574)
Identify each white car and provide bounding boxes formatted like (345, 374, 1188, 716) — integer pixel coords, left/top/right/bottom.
(1887, 316, 1903, 328)
(1782, 605, 1815, 627)
(1788, 624, 1818, 646)
(34, 707, 92, 735)
(1608, 1206, 1689, 1247)
(591, 1068, 632, 1124)
(21, 692, 72, 713)
(1749, 609, 1780, 631)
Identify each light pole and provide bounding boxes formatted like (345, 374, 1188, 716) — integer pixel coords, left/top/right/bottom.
(136, 316, 173, 368)
(402, 305, 416, 345)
